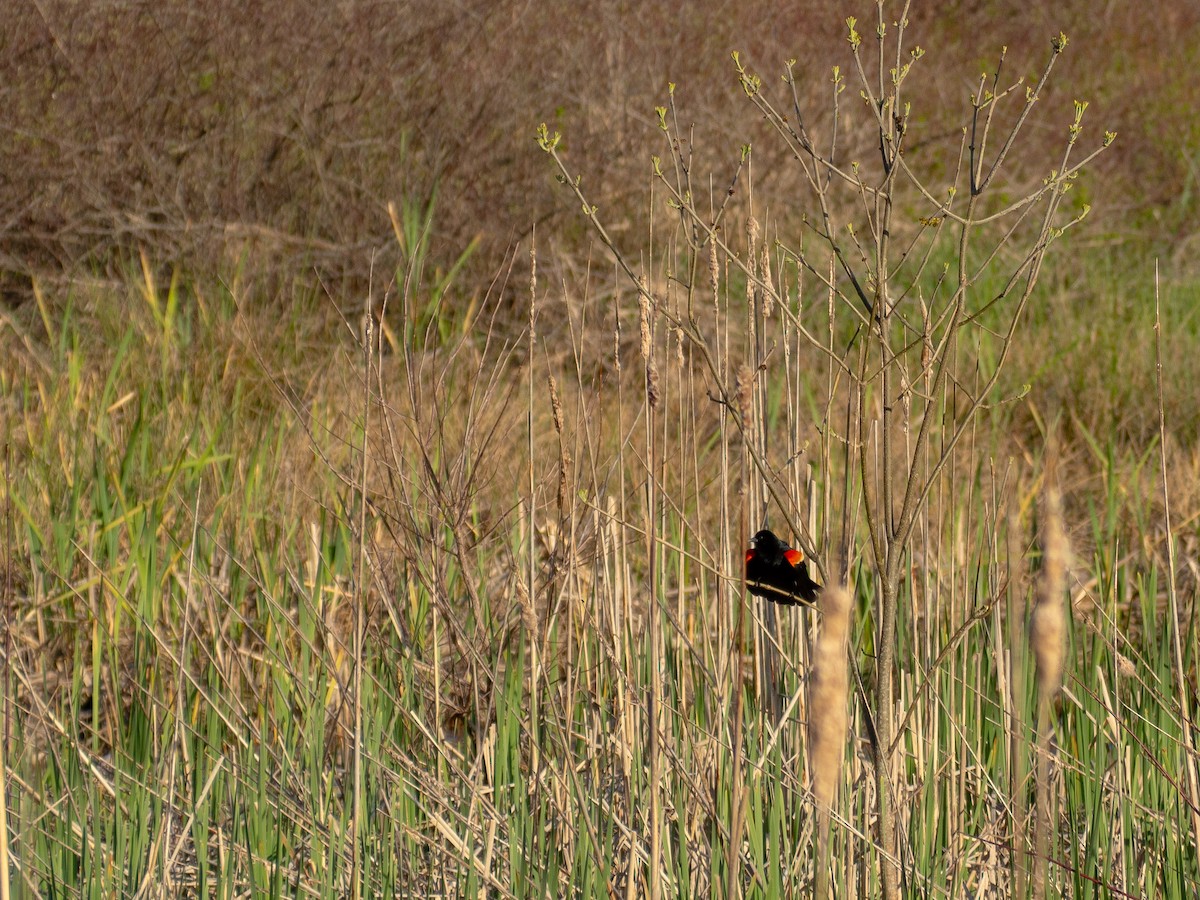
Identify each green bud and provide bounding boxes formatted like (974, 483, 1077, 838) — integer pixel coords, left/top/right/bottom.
(846, 16, 861, 48)
(535, 123, 562, 152)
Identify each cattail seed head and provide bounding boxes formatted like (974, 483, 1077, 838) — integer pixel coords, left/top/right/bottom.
(708, 240, 720, 296)
(613, 312, 621, 374)
(548, 374, 564, 436)
(1115, 651, 1135, 679)
(646, 361, 660, 409)
(1031, 484, 1068, 698)
(547, 374, 571, 516)
(735, 364, 754, 429)
(638, 275, 659, 408)
(638, 275, 653, 364)
(516, 571, 537, 634)
(811, 581, 852, 811)
(761, 246, 775, 317)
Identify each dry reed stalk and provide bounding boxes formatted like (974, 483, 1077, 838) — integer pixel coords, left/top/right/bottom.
(638, 272, 663, 900)
(723, 363, 755, 900)
(1154, 262, 1200, 863)
(548, 374, 571, 528)
(1029, 480, 1067, 900)
(1006, 497, 1031, 897)
(527, 241, 543, 778)
(350, 288, 375, 900)
(0, 448, 9, 900)
(811, 580, 851, 900)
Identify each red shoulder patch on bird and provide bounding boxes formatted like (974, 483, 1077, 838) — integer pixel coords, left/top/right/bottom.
(745, 549, 756, 564)
(784, 548, 805, 566)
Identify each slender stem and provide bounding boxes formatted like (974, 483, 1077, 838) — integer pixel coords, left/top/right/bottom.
(0, 446, 11, 900)
(351, 292, 371, 900)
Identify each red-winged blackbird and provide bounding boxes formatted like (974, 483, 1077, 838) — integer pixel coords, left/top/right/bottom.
(745, 529, 820, 606)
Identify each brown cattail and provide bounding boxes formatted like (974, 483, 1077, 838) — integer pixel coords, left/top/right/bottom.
(638, 275, 659, 409)
(810, 582, 851, 810)
(548, 375, 571, 519)
(708, 239, 721, 297)
(638, 275, 653, 363)
(548, 374, 564, 436)
(516, 567, 537, 635)
(613, 313, 621, 375)
(735, 364, 754, 430)
(1031, 484, 1067, 698)
(647, 361, 660, 409)
(761, 246, 775, 318)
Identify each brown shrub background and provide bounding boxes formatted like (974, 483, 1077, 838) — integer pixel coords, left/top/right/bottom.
(2, 0, 1197, 300)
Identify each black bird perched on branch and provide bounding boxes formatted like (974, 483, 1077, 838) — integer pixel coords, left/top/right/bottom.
(745, 529, 821, 606)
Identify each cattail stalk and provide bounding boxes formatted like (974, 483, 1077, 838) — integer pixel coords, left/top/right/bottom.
(724, 364, 755, 900)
